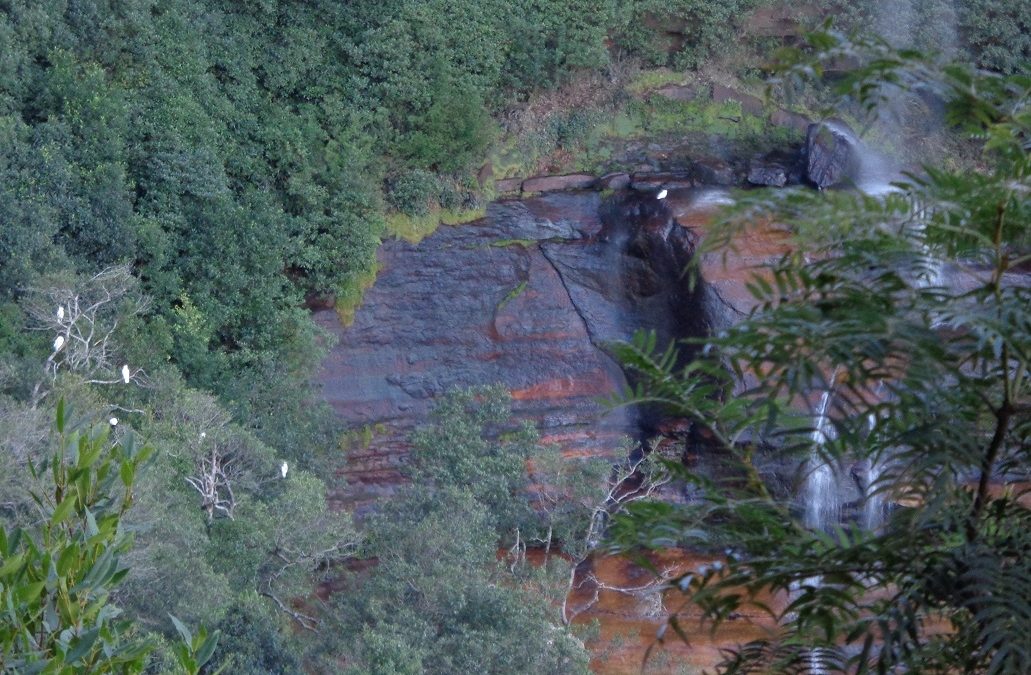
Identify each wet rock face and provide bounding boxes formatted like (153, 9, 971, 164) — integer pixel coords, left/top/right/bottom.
(747, 161, 788, 187)
(747, 148, 806, 188)
(545, 193, 713, 434)
(806, 119, 859, 188)
(315, 191, 713, 509)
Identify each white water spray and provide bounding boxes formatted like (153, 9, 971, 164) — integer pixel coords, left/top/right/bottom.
(800, 372, 842, 675)
(804, 373, 841, 531)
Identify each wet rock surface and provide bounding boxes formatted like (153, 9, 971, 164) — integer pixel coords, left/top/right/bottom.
(315, 190, 720, 510)
(747, 160, 788, 187)
(747, 148, 806, 188)
(522, 173, 597, 193)
(806, 119, 860, 188)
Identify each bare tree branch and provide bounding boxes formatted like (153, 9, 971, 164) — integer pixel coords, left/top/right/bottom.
(25, 264, 149, 404)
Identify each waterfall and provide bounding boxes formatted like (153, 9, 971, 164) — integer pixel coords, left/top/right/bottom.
(862, 386, 891, 532)
(800, 374, 841, 675)
(804, 373, 840, 531)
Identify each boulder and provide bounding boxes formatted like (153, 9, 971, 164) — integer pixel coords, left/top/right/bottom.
(770, 108, 812, 134)
(743, 5, 817, 37)
(747, 161, 787, 187)
(597, 172, 631, 191)
(691, 157, 737, 186)
(711, 83, 764, 117)
(629, 171, 694, 191)
(494, 177, 523, 194)
(805, 120, 859, 189)
(522, 173, 596, 193)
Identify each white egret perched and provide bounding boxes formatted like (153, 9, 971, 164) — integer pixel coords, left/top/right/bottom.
(121, 364, 131, 383)
(280, 461, 289, 478)
(57, 305, 65, 320)
(109, 417, 119, 426)
(53, 335, 65, 352)
(656, 188, 668, 200)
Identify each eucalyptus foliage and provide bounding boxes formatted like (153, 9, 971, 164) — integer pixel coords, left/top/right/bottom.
(608, 33, 1030, 673)
(0, 401, 218, 674)
(334, 387, 596, 675)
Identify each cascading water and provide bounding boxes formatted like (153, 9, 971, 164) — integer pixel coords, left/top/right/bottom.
(862, 381, 890, 532)
(854, 128, 947, 301)
(804, 379, 840, 530)
(799, 371, 842, 675)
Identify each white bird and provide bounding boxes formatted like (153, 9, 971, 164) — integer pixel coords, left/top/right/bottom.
(109, 417, 119, 426)
(57, 305, 65, 320)
(121, 364, 131, 384)
(280, 461, 289, 478)
(656, 189, 668, 200)
(200, 431, 206, 439)
(53, 335, 65, 352)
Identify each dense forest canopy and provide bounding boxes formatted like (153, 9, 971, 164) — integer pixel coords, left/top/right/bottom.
(0, 0, 1028, 671)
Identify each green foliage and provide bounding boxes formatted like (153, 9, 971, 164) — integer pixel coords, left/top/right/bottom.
(0, 401, 217, 674)
(0, 0, 384, 404)
(0, 403, 154, 671)
(335, 387, 595, 674)
(345, 490, 590, 675)
(386, 169, 441, 217)
(409, 386, 538, 532)
(112, 379, 357, 646)
(400, 76, 495, 173)
(810, 0, 1029, 75)
(207, 596, 300, 675)
(957, 0, 1031, 74)
(609, 33, 1031, 673)
(613, 0, 763, 70)
(168, 615, 219, 675)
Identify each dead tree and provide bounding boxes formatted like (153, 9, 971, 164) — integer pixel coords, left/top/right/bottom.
(25, 264, 148, 403)
(560, 449, 674, 625)
(184, 437, 244, 521)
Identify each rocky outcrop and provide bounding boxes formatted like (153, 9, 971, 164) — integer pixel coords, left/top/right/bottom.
(315, 182, 800, 670)
(315, 190, 721, 510)
(655, 84, 699, 102)
(522, 173, 596, 193)
(712, 83, 765, 117)
(597, 172, 631, 191)
(744, 3, 819, 38)
(747, 161, 788, 187)
(494, 177, 523, 194)
(629, 170, 694, 192)
(770, 107, 812, 134)
(806, 119, 859, 188)
(747, 149, 806, 188)
(691, 157, 737, 185)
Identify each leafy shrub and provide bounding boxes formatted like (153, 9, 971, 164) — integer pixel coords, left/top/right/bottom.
(386, 169, 440, 217)
(613, 0, 763, 70)
(334, 387, 595, 674)
(0, 401, 218, 673)
(400, 79, 495, 173)
(958, 0, 1031, 73)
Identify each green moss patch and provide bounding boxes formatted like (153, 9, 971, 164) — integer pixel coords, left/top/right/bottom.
(496, 280, 528, 311)
(626, 68, 685, 95)
(335, 261, 381, 328)
(384, 204, 487, 244)
(490, 238, 537, 249)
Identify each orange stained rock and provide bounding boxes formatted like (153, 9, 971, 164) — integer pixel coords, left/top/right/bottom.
(567, 551, 785, 674)
(511, 370, 617, 400)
